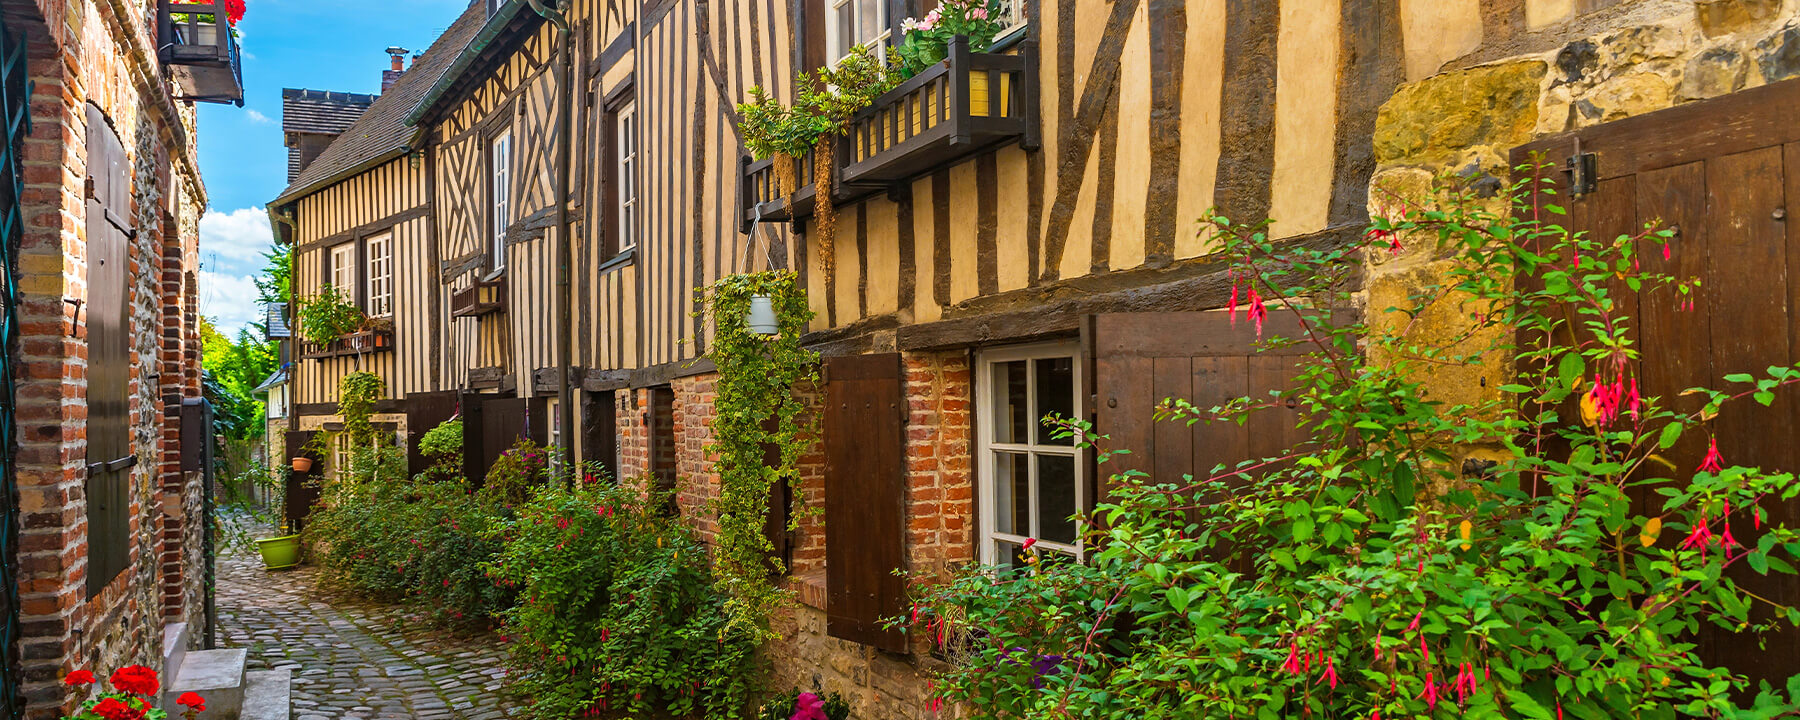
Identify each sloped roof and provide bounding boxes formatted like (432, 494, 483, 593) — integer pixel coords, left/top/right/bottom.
(281, 88, 375, 136)
(270, 0, 488, 207)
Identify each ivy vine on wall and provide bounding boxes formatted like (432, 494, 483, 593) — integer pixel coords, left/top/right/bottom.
(699, 270, 819, 637)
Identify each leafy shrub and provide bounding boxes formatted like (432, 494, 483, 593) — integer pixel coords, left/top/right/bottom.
(297, 284, 365, 347)
(487, 481, 759, 719)
(418, 417, 464, 481)
(480, 437, 553, 507)
(907, 170, 1800, 718)
(757, 689, 849, 720)
(892, 0, 1007, 79)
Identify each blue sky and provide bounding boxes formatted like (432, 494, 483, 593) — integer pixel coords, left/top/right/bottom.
(197, 0, 470, 335)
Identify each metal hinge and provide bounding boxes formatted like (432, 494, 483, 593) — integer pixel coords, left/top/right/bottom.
(1564, 136, 1597, 198)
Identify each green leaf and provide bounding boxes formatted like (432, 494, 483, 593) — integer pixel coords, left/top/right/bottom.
(1559, 353, 1586, 391)
(1658, 422, 1682, 450)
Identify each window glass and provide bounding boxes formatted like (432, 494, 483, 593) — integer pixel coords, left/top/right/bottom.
(328, 243, 357, 305)
(366, 233, 392, 318)
(491, 130, 512, 269)
(978, 342, 1083, 565)
(828, 0, 887, 64)
(616, 102, 637, 252)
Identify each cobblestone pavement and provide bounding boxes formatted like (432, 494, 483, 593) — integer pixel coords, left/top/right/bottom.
(217, 551, 521, 720)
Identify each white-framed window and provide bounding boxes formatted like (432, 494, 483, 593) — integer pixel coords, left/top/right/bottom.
(491, 129, 512, 270)
(995, 0, 1027, 37)
(333, 433, 353, 481)
(976, 341, 1083, 568)
(365, 232, 393, 318)
(615, 101, 637, 252)
(328, 242, 358, 303)
(827, 0, 887, 65)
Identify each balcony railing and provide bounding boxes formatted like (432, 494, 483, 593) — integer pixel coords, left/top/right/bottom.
(450, 276, 506, 318)
(157, 0, 245, 106)
(301, 328, 393, 359)
(841, 35, 1038, 185)
(739, 35, 1039, 230)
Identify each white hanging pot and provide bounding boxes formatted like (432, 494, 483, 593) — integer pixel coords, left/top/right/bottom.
(746, 295, 779, 335)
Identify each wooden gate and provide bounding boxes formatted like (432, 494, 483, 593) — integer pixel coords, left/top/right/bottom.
(1513, 77, 1800, 685)
(822, 353, 907, 652)
(464, 393, 542, 486)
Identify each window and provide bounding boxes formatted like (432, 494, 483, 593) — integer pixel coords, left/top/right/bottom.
(995, 0, 1027, 37)
(615, 101, 637, 253)
(491, 129, 512, 270)
(328, 242, 358, 303)
(827, 0, 887, 65)
(365, 232, 392, 318)
(333, 433, 353, 481)
(977, 342, 1083, 568)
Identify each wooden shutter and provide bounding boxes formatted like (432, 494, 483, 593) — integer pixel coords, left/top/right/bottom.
(461, 391, 486, 484)
(800, 0, 827, 74)
(83, 104, 132, 597)
(1089, 312, 1311, 500)
(1510, 77, 1800, 685)
(283, 430, 323, 532)
(405, 391, 461, 478)
(582, 390, 619, 473)
(473, 394, 534, 485)
(822, 353, 907, 652)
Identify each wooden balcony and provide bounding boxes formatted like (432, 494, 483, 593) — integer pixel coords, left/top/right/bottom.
(840, 36, 1039, 185)
(157, 0, 245, 106)
(739, 148, 820, 230)
(301, 328, 393, 359)
(450, 276, 506, 318)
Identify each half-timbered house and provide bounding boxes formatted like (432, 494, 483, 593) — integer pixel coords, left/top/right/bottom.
(274, 0, 1800, 713)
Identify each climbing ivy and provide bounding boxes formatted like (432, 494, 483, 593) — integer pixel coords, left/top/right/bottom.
(699, 270, 818, 636)
(338, 371, 384, 446)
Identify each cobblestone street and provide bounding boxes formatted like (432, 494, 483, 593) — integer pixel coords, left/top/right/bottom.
(217, 552, 520, 720)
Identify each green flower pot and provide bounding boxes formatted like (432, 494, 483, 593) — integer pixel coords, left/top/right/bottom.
(255, 535, 302, 569)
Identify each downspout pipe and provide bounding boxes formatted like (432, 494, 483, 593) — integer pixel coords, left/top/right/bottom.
(527, 0, 578, 475)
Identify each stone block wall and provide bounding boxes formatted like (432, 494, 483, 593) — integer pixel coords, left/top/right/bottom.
(1, 0, 208, 713)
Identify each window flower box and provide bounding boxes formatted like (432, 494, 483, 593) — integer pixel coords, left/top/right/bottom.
(739, 149, 820, 229)
(157, 0, 245, 106)
(450, 276, 506, 318)
(839, 35, 1038, 185)
(301, 327, 394, 359)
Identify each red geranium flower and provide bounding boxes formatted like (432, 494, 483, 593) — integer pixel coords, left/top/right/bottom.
(176, 691, 206, 711)
(224, 0, 245, 25)
(108, 665, 159, 696)
(62, 669, 95, 686)
(90, 698, 139, 720)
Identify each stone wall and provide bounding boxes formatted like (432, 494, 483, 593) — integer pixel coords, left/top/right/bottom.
(4, 0, 207, 713)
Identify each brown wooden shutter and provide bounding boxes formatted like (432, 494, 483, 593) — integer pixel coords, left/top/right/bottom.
(1508, 78, 1800, 684)
(460, 391, 486, 484)
(472, 394, 534, 485)
(822, 353, 907, 652)
(283, 430, 324, 533)
(582, 390, 619, 473)
(1089, 312, 1312, 501)
(405, 390, 461, 478)
(83, 104, 133, 597)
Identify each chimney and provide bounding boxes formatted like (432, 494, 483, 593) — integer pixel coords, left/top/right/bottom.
(382, 46, 410, 93)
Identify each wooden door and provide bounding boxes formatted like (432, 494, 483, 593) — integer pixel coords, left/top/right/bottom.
(1089, 311, 1312, 499)
(283, 430, 323, 533)
(473, 394, 535, 485)
(1511, 76, 1800, 685)
(405, 391, 461, 478)
(822, 353, 907, 652)
(83, 104, 132, 596)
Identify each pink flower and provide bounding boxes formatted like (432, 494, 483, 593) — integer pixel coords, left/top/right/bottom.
(968, 6, 988, 19)
(1406, 611, 1422, 633)
(1420, 671, 1439, 710)
(1699, 437, 1725, 473)
(1228, 278, 1240, 324)
(791, 692, 828, 720)
(1282, 643, 1303, 674)
(1247, 285, 1268, 337)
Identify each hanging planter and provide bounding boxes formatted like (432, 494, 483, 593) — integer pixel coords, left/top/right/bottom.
(290, 456, 313, 472)
(746, 295, 780, 335)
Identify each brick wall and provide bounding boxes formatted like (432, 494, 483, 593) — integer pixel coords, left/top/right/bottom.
(4, 0, 208, 713)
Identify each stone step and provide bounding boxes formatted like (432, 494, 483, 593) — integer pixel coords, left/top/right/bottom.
(164, 648, 248, 719)
(240, 669, 291, 720)
(161, 622, 191, 681)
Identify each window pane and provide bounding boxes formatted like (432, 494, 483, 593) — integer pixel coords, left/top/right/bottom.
(1037, 454, 1077, 544)
(857, 0, 881, 43)
(1034, 356, 1074, 445)
(835, 4, 853, 57)
(994, 450, 1029, 536)
(991, 360, 1028, 443)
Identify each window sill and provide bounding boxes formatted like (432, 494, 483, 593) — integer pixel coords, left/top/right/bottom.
(785, 569, 827, 610)
(597, 247, 636, 275)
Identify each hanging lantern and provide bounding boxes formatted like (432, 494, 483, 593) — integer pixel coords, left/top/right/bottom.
(746, 295, 779, 335)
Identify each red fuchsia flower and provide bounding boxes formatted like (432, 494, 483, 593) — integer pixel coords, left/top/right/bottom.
(1680, 514, 1715, 558)
(555, 516, 570, 530)
(1699, 437, 1725, 473)
(109, 665, 159, 696)
(1420, 672, 1440, 710)
(1318, 657, 1339, 690)
(1247, 286, 1268, 337)
(1756, 507, 1763, 530)
(1406, 611, 1422, 633)
(1628, 377, 1642, 420)
(1373, 632, 1383, 661)
(176, 692, 206, 711)
(224, 0, 244, 25)
(1282, 643, 1303, 675)
(1021, 538, 1037, 551)
(63, 669, 95, 686)
(1228, 278, 1240, 324)
(1557, 701, 1564, 720)
(1663, 242, 1672, 261)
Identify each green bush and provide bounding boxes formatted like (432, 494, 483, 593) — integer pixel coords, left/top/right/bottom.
(417, 417, 464, 481)
(487, 481, 759, 719)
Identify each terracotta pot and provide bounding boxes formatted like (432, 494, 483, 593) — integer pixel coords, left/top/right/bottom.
(290, 456, 313, 473)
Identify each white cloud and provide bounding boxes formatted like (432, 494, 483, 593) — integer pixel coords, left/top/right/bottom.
(200, 270, 263, 336)
(245, 109, 272, 124)
(199, 206, 274, 276)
